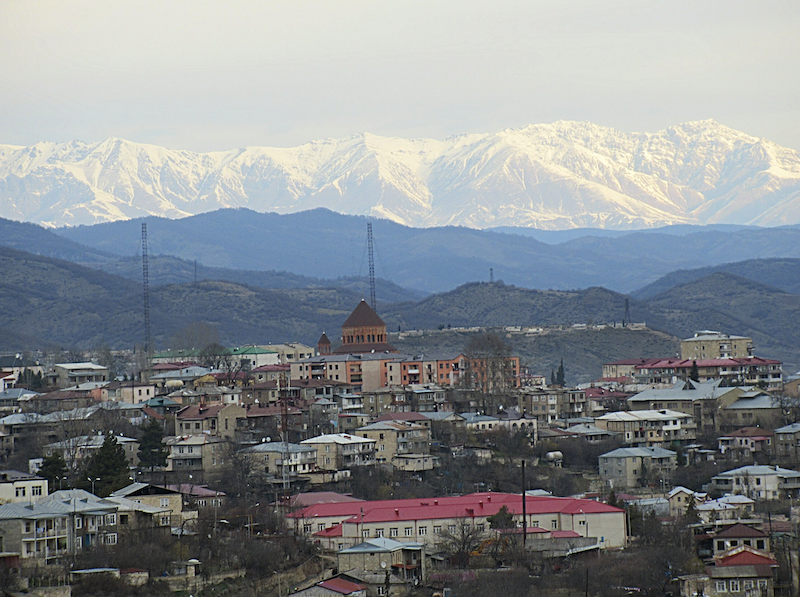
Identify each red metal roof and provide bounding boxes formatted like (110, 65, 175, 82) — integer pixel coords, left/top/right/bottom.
(319, 577, 366, 594)
(636, 357, 781, 370)
(374, 412, 431, 423)
(551, 530, 582, 538)
(715, 524, 768, 539)
(289, 492, 623, 523)
(716, 549, 777, 567)
(313, 524, 343, 537)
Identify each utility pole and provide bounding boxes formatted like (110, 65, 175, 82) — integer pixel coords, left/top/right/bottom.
(522, 460, 527, 547)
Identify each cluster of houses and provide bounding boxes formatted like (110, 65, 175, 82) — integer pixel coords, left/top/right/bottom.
(3, 305, 800, 596)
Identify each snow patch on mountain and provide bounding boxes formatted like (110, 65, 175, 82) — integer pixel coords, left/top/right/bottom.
(1, 120, 799, 229)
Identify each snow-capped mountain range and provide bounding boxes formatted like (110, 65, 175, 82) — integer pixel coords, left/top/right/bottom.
(1, 120, 799, 229)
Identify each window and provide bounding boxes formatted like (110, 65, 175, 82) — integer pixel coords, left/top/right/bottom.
(32, 486, 42, 496)
(757, 580, 767, 589)
(405, 527, 413, 536)
(160, 515, 170, 526)
(717, 540, 726, 551)
(106, 514, 116, 525)
(375, 529, 384, 537)
(25, 521, 32, 533)
(76, 537, 83, 549)
(419, 526, 427, 535)
(756, 539, 765, 550)
(743, 581, 754, 590)
(303, 524, 311, 533)
(318, 524, 325, 531)
(448, 525, 456, 534)
(15, 487, 25, 497)
(551, 520, 558, 530)
(106, 533, 118, 545)
(729, 580, 739, 592)
(433, 526, 441, 534)
(362, 530, 369, 538)
(715, 581, 727, 592)
(390, 528, 398, 537)
(476, 524, 485, 532)
(75, 518, 83, 529)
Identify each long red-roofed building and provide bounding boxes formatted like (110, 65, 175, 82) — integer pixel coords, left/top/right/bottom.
(290, 491, 626, 550)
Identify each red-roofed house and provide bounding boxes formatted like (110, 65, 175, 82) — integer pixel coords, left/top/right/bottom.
(291, 576, 367, 596)
(290, 492, 626, 550)
(176, 403, 245, 439)
(680, 546, 778, 597)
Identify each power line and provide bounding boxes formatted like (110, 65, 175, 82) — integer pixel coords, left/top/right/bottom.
(367, 222, 377, 309)
(141, 223, 152, 355)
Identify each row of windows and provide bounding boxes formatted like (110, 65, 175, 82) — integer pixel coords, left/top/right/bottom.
(715, 579, 767, 592)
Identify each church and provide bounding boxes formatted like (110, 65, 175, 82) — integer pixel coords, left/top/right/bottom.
(317, 299, 398, 355)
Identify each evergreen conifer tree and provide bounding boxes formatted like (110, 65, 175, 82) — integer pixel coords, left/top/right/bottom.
(84, 432, 130, 497)
(38, 453, 68, 489)
(137, 419, 168, 471)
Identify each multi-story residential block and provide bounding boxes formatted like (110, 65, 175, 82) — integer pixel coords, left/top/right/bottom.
(627, 380, 743, 436)
(774, 422, 800, 463)
(258, 343, 315, 364)
(357, 421, 431, 469)
(110, 483, 187, 527)
(44, 434, 140, 469)
(0, 471, 48, 503)
(717, 428, 774, 462)
(516, 388, 586, 425)
(164, 435, 227, 473)
(239, 442, 317, 476)
(633, 357, 783, 391)
(596, 409, 696, 448)
(720, 391, 782, 431)
(301, 434, 377, 471)
(599, 447, 677, 489)
(101, 381, 157, 404)
(47, 363, 109, 389)
(175, 404, 245, 439)
(0, 489, 122, 562)
(289, 492, 627, 551)
(681, 331, 753, 360)
(710, 465, 800, 500)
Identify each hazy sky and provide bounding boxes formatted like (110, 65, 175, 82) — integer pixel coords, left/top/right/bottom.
(1, 1, 798, 152)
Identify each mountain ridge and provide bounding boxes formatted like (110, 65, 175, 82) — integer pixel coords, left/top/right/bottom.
(2, 120, 800, 229)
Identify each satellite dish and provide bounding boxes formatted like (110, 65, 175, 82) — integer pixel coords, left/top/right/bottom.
(380, 562, 387, 569)
(266, 436, 271, 443)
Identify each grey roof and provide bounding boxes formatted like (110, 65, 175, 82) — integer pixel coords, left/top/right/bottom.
(713, 465, 800, 479)
(423, 412, 464, 422)
(339, 537, 423, 553)
(628, 380, 724, 403)
(775, 422, 800, 434)
(725, 395, 779, 410)
(461, 413, 499, 424)
(0, 388, 40, 400)
(240, 441, 315, 454)
(565, 424, 618, 437)
(600, 447, 676, 459)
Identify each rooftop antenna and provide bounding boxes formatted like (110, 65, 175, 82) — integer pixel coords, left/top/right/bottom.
(367, 222, 377, 309)
(490, 268, 494, 283)
(623, 298, 631, 328)
(141, 223, 152, 356)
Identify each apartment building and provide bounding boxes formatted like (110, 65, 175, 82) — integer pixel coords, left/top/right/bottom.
(681, 332, 753, 360)
(595, 409, 696, 448)
(300, 434, 377, 471)
(599, 447, 677, 489)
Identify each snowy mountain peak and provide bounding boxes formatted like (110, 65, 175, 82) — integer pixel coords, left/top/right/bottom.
(1, 120, 799, 229)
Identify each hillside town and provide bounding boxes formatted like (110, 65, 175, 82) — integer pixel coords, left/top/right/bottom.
(0, 301, 799, 597)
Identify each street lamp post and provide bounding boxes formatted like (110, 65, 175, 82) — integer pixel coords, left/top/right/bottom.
(88, 477, 100, 495)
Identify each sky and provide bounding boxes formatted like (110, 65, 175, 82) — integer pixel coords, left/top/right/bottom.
(0, 1, 798, 152)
